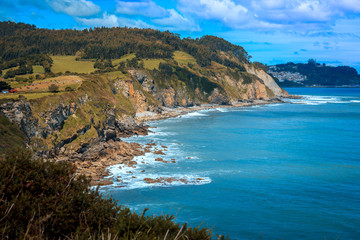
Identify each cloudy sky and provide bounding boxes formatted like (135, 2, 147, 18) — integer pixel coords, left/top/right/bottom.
(1, 0, 359, 71)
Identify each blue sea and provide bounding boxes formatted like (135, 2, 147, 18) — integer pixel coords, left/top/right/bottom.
(106, 88, 360, 240)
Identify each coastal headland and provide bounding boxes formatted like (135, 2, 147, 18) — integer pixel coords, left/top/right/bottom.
(0, 21, 293, 187)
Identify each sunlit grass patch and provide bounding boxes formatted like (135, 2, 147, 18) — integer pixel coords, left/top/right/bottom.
(0, 92, 62, 100)
(112, 53, 136, 66)
(105, 71, 127, 79)
(33, 65, 45, 73)
(143, 59, 167, 70)
(51, 56, 95, 73)
(173, 51, 197, 65)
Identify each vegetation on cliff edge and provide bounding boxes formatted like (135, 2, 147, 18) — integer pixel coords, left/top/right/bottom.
(0, 151, 229, 239)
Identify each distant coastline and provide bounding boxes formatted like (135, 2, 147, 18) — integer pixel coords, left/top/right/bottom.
(268, 59, 360, 88)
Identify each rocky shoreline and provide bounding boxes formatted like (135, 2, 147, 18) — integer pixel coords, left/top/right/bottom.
(88, 98, 292, 187)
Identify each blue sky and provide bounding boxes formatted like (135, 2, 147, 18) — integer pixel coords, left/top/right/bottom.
(1, 0, 359, 71)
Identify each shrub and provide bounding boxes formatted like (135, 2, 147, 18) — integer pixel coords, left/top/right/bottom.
(159, 62, 173, 76)
(94, 59, 113, 69)
(65, 86, 74, 92)
(15, 76, 28, 82)
(48, 84, 59, 92)
(18, 95, 27, 100)
(0, 81, 11, 91)
(0, 152, 229, 239)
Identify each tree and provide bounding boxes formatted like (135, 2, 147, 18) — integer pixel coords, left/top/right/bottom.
(65, 86, 74, 92)
(308, 58, 316, 66)
(48, 84, 59, 92)
(0, 81, 11, 91)
(159, 62, 173, 75)
(94, 59, 112, 69)
(0, 151, 224, 239)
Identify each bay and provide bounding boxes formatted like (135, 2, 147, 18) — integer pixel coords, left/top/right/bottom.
(106, 88, 360, 240)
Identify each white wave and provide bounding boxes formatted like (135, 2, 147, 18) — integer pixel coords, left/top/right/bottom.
(216, 107, 229, 112)
(350, 100, 360, 103)
(101, 135, 209, 190)
(104, 172, 211, 190)
(180, 112, 208, 118)
(285, 95, 353, 105)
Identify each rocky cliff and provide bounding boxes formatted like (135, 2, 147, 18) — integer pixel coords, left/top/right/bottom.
(0, 60, 288, 182)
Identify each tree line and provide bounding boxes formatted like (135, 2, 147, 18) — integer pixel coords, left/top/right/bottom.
(0, 21, 250, 70)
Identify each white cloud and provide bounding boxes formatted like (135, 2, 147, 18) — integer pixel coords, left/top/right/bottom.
(116, 0, 168, 18)
(47, 0, 100, 17)
(76, 12, 152, 28)
(152, 9, 200, 31)
(115, 0, 200, 31)
(331, 0, 360, 12)
(178, 0, 360, 31)
(251, 0, 334, 23)
(178, 0, 250, 26)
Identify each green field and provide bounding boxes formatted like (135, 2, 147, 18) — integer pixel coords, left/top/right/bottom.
(51, 56, 95, 74)
(0, 92, 63, 100)
(33, 65, 45, 73)
(1, 67, 18, 77)
(173, 51, 197, 65)
(112, 53, 136, 66)
(143, 59, 166, 70)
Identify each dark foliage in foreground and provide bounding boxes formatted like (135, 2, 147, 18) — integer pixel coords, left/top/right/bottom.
(0, 114, 27, 154)
(0, 152, 229, 240)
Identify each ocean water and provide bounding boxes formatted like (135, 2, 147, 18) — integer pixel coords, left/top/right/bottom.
(106, 88, 360, 240)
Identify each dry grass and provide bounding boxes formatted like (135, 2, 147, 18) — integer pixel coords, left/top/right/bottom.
(51, 56, 95, 73)
(0, 92, 63, 100)
(14, 75, 83, 93)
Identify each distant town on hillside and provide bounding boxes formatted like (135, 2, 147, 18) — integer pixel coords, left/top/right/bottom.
(268, 59, 360, 87)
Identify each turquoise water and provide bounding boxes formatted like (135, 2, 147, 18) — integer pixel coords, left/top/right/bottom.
(107, 88, 360, 240)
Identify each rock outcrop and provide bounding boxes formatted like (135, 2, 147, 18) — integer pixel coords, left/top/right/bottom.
(0, 62, 288, 183)
(245, 64, 289, 97)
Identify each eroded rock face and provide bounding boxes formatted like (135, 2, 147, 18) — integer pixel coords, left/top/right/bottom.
(208, 88, 229, 105)
(130, 70, 230, 108)
(0, 97, 148, 159)
(43, 103, 77, 133)
(245, 65, 288, 97)
(0, 100, 38, 139)
(0, 99, 81, 140)
(129, 67, 285, 109)
(130, 70, 156, 94)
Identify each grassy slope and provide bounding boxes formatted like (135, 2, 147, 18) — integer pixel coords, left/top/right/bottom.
(173, 51, 197, 65)
(33, 65, 45, 73)
(0, 92, 63, 100)
(24, 74, 135, 149)
(0, 50, 271, 151)
(51, 56, 95, 73)
(143, 59, 166, 70)
(112, 53, 136, 66)
(0, 114, 27, 154)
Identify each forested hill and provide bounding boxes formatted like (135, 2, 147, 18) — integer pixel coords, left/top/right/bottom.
(268, 59, 360, 87)
(0, 21, 249, 67)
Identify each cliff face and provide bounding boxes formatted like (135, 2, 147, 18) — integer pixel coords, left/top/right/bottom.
(128, 64, 285, 111)
(129, 70, 229, 109)
(0, 62, 286, 161)
(245, 65, 288, 97)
